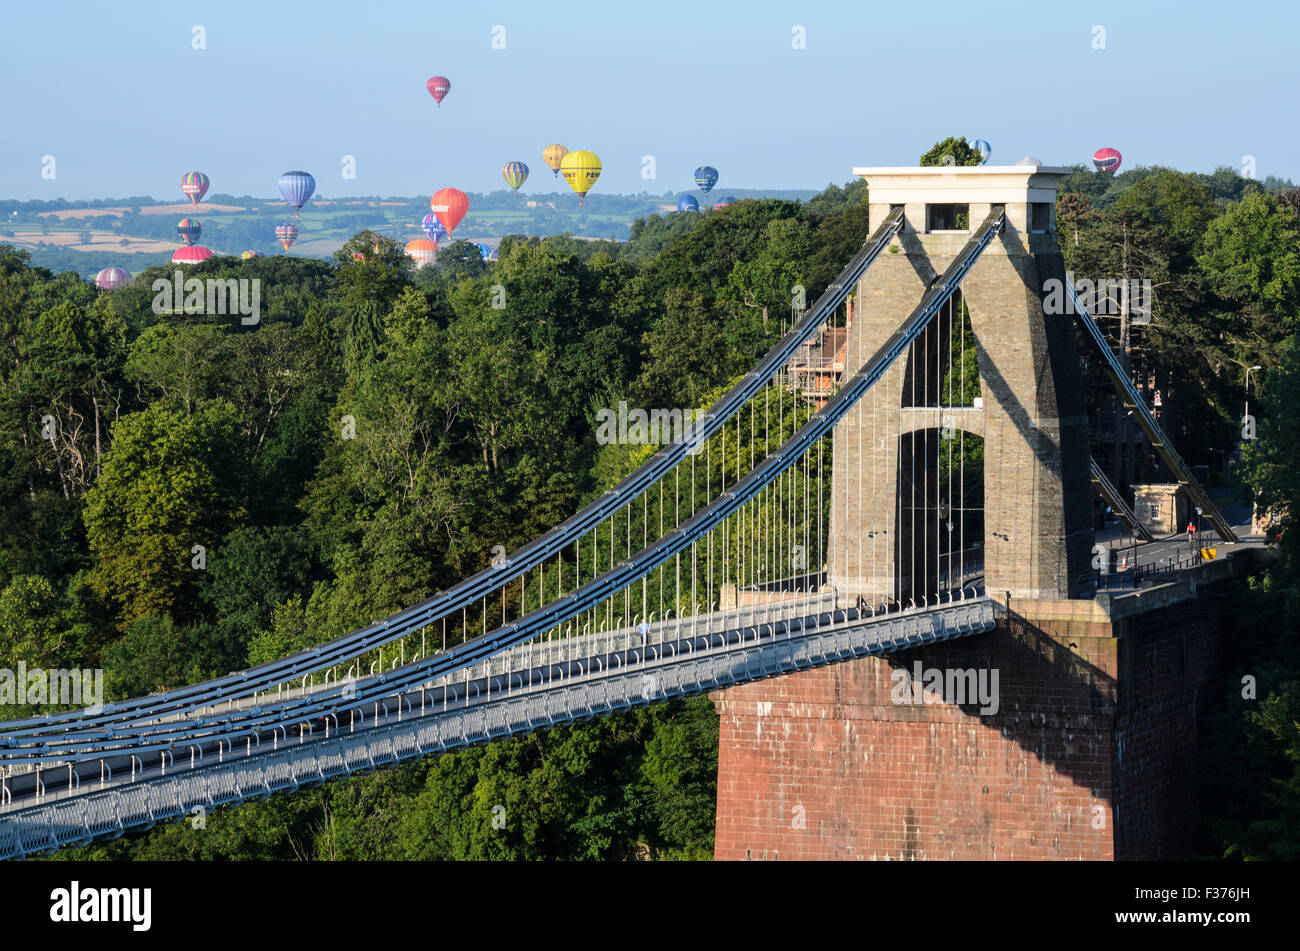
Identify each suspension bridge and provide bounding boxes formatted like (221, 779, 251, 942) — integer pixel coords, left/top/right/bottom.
(0, 165, 1243, 860)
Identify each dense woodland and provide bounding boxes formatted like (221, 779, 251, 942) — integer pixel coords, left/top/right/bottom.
(2, 140, 1298, 859)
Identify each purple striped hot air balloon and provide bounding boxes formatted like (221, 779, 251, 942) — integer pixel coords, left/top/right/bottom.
(94, 267, 131, 290)
(277, 171, 315, 216)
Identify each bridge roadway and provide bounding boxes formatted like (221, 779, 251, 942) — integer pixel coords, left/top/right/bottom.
(0, 594, 995, 859)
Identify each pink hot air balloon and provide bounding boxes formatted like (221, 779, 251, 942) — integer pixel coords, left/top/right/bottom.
(94, 266, 131, 290)
(1092, 147, 1122, 174)
(426, 76, 451, 107)
(172, 245, 213, 265)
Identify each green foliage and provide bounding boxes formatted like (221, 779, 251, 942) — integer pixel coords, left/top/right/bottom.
(919, 136, 983, 167)
(83, 400, 247, 626)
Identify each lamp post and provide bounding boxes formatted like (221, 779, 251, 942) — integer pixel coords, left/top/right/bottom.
(1245, 364, 1262, 430)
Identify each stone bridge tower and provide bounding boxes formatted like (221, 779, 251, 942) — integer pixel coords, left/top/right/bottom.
(827, 165, 1095, 602)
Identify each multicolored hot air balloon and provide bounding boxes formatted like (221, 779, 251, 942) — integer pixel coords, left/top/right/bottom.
(405, 239, 438, 268)
(560, 150, 601, 205)
(241, 250, 261, 261)
(430, 188, 469, 235)
(94, 267, 131, 290)
(277, 171, 315, 216)
(676, 195, 699, 213)
(421, 212, 447, 243)
(426, 76, 451, 106)
(712, 196, 736, 209)
(172, 245, 213, 265)
(972, 139, 992, 165)
(1092, 147, 1122, 174)
(694, 166, 718, 193)
(275, 222, 299, 251)
(502, 161, 529, 195)
(177, 218, 201, 247)
(543, 144, 568, 177)
(180, 171, 209, 206)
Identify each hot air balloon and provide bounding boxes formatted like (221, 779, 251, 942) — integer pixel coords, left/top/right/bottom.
(405, 239, 438, 268)
(180, 171, 209, 206)
(350, 252, 366, 262)
(712, 196, 736, 209)
(241, 250, 262, 261)
(421, 212, 448, 243)
(676, 195, 699, 212)
(560, 150, 601, 205)
(1092, 147, 1122, 174)
(177, 218, 201, 247)
(426, 76, 451, 106)
(543, 144, 569, 178)
(430, 188, 469, 235)
(172, 246, 213, 265)
(475, 242, 493, 261)
(275, 222, 300, 251)
(277, 171, 316, 216)
(94, 267, 131, 290)
(694, 166, 718, 193)
(502, 161, 529, 195)
(972, 139, 992, 165)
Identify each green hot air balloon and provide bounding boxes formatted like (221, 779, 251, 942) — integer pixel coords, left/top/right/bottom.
(501, 161, 529, 195)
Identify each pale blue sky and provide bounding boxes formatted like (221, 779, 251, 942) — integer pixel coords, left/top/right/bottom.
(2, 0, 1296, 200)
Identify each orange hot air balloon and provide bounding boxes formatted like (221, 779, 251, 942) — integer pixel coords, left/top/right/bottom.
(543, 144, 568, 177)
(405, 239, 438, 268)
(430, 188, 469, 235)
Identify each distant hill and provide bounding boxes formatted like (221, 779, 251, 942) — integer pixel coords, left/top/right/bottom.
(0, 188, 820, 273)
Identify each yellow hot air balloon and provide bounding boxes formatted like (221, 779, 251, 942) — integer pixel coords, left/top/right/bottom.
(560, 150, 601, 204)
(543, 144, 568, 177)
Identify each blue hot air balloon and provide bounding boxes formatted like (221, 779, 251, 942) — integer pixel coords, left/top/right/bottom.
(694, 166, 718, 193)
(422, 213, 448, 243)
(475, 242, 493, 261)
(972, 139, 992, 164)
(677, 195, 699, 212)
(277, 170, 316, 216)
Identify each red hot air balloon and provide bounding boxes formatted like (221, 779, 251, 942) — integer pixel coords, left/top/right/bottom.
(1092, 147, 1122, 174)
(430, 188, 469, 235)
(426, 76, 451, 107)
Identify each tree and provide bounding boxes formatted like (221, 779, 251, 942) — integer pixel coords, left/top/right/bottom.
(1197, 192, 1300, 322)
(919, 136, 983, 167)
(82, 400, 247, 626)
